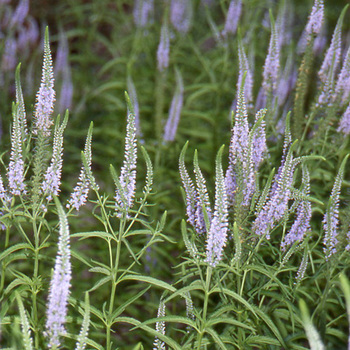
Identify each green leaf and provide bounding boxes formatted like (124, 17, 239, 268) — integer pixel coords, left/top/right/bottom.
(0, 243, 33, 262)
(115, 316, 182, 350)
(206, 317, 255, 331)
(88, 276, 111, 293)
(205, 327, 229, 350)
(71, 231, 116, 242)
(119, 275, 176, 293)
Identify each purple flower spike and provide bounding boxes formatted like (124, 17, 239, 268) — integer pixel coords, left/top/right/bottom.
(206, 147, 228, 267)
(45, 200, 71, 348)
(222, 0, 242, 37)
(335, 46, 350, 104)
(338, 103, 350, 135)
(170, 0, 192, 34)
(252, 109, 267, 168)
(127, 75, 141, 136)
(179, 143, 197, 230)
(0, 175, 7, 200)
(237, 42, 253, 105)
(133, 0, 154, 29)
(318, 12, 343, 83)
(262, 19, 280, 95)
(2, 37, 17, 71)
(323, 156, 348, 260)
(67, 125, 95, 211)
(281, 166, 311, 250)
(157, 22, 170, 72)
(8, 104, 26, 196)
(305, 0, 324, 36)
(163, 70, 184, 142)
(224, 164, 236, 207)
(42, 115, 68, 200)
(153, 300, 166, 350)
(34, 28, 55, 137)
(115, 98, 137, 215)
(193, 151, 212, 234)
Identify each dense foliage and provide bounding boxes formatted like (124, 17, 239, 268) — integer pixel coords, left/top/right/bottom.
(0, 0, 350, 349)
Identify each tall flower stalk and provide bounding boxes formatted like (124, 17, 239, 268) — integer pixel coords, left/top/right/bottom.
(45, 198, 71, 349)
(114, 93, 137, 216)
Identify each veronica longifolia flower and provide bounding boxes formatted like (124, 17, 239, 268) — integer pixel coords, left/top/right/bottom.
(179, 143, 197, 229)
(237, 42, 253, 106)
(262, 19, 280, 95)
(252, 109, 267, 168)
(67, 125, 95, 211)
(338, 103, 350, 135)
(193, 151, 212, 234)
(253, 124, 295, 239)
(318, 11, 343, 83)
(335, 46, 350, 104)
(163, 69, 184, 142)
(305, 0, 324, 36)
(157, 22, 170, 72)
(8, 67, 27, 196)
(9, 0, 29, 28)
(222, 0, 242, 37)
(115, 99, 137, 215)
(323, 156, 348, 260)
(127, 75, 141, 136)
(133, 0, 153, 28)
(170, 0, 192, 34)
(281, 166, 311, 250)
(153, 300, 166, 350)
(34, 28, 55, 137)
(206, 148, 228, 267)
(45, 200, 71, 348)
(42, 114, 68, 200)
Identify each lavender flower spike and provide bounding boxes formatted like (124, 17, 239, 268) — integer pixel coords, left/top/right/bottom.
(335, 46, 350, 104)
(8, 69, 26, 196)
(45, 198, 71, 348)
(179, 142, 197, 230)
(318, 7, 346, 83)
(157, 22, 170, 72)
(206, 146, 228, 267)
(163, 69, 184, 142)
(153, 299, 166, 350)
(34, 27, 55, 137)
(281, 166, 312, 250)
(193, 150, 212, 234)
(262, 17, 280, 95)
(305, 0, 324, 36)
(237, 42, 253, 105)
(323, 155, 349, 260)
(252, 108, 267, 168)
(115, 93, 137, 215)
(170, 0, 192, 34)
(15, 64, 28, 140)
(67, 124, 94, 211)
(222, 0, 242, 37)
(338, 103, 350, 135)
(133, 0, 154, 29)
(42, 113, 68, 200)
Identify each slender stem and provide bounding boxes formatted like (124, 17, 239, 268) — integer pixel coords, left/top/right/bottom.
(32, 216, 40, 349)
(0, 226, 11, 293)
(196, 266, 212, 350)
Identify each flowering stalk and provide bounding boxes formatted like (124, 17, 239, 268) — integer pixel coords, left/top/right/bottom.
(323, 155, 349, 260)
(157, 21, 170, 73)
(222, 0, 242, 37)
(281, 166, 312, 250)
(67, 123, 94, 211)
(115, 93, 137, 216)
(179, 142, 197, 230)
(163, 69, 184, 142)
(16, 293, 34, 350)
(133, 0, 154, 29)
(193, 150, 212, 234)
(153, 299, 166, 350)
(127, 75, 141, 136)
(338, 103, 350, 135)
(45, 198, 71, 349)
(42, 112, 68, 200)
(8, 102, 26, 196)
(34, 27, 55, 137)
(206, 146, 228, 267)
(237, 41, 253, 106)
(170, 0, 192, 34)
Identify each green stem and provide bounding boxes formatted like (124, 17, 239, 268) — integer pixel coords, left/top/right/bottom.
(196, 266, 212, 350)
(0, 226, 11, 293)
(32, 217, 40, 349)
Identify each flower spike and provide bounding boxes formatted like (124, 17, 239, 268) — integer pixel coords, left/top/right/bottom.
(34, 27, 55, 137)
(45, 198, 72, 348)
